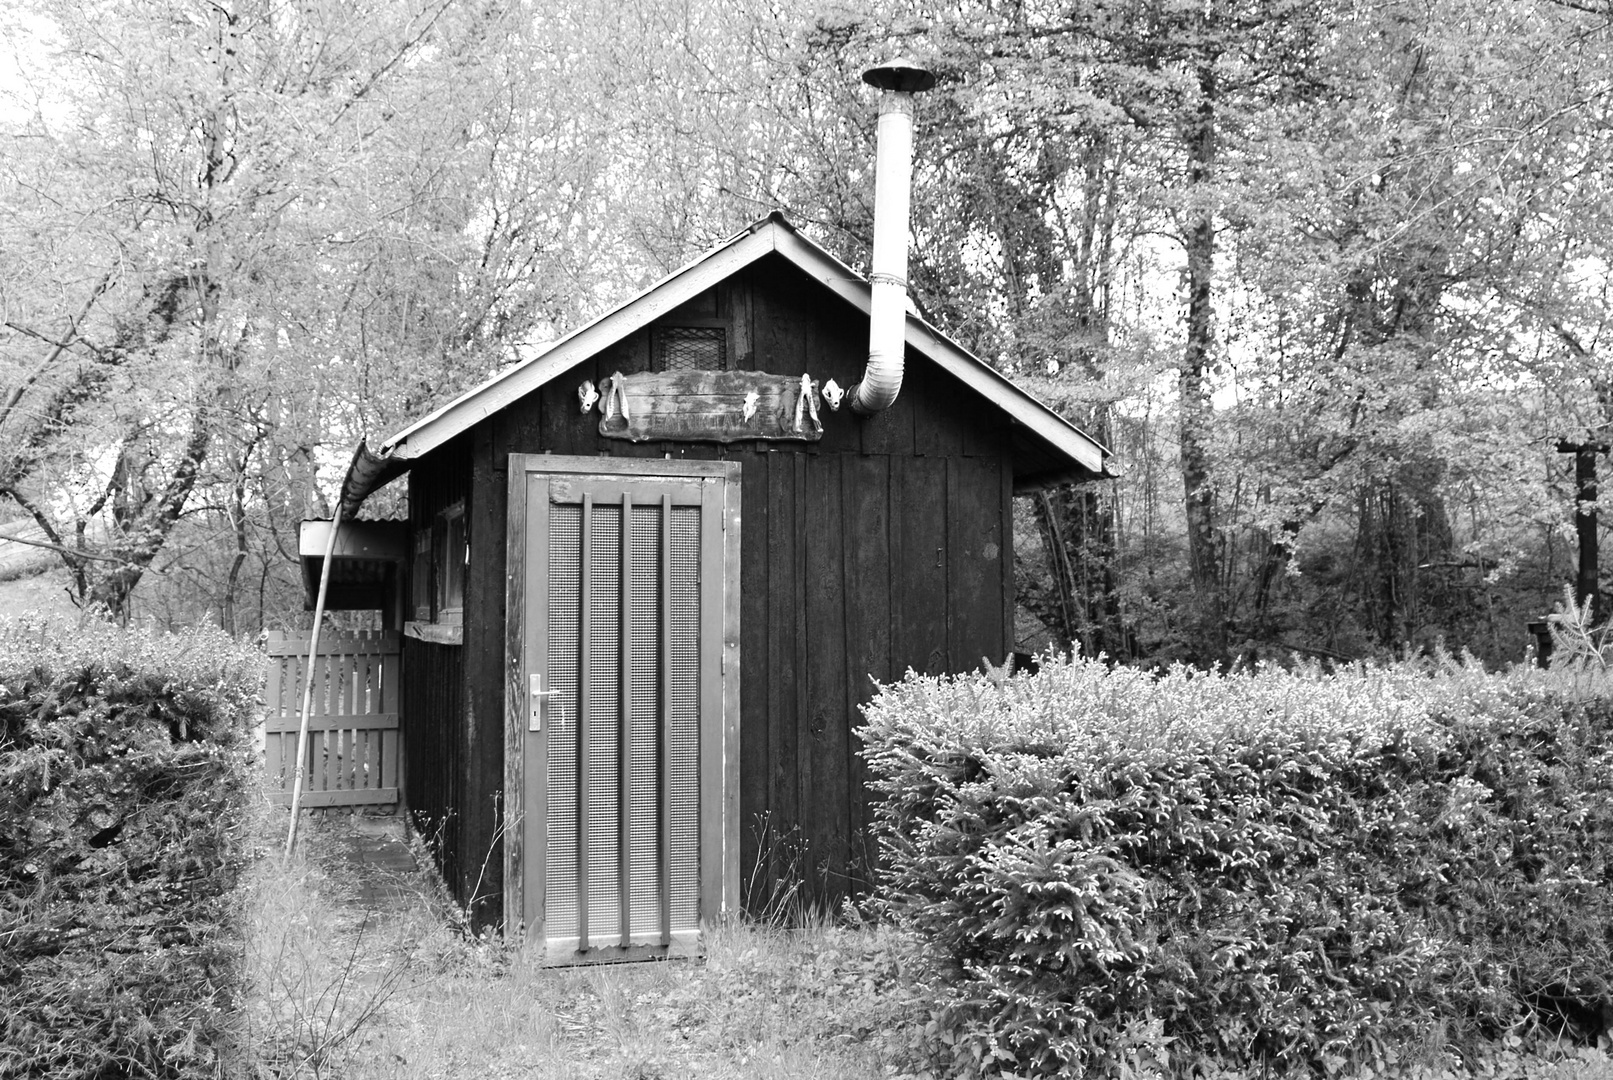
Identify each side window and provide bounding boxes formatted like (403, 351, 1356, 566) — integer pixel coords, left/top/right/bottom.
(436, 502, 467, 625)
(410, 531, 433, 622)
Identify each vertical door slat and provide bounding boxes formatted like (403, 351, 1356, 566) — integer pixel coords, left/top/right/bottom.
(577, 492, 593, 952)
(618, 491, 632, 948)
(659, 492, 673, 947)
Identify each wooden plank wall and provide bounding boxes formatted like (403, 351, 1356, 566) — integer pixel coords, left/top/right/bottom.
(467, 254, 1014, 915)
(401, 439, 475, 909)
(464, 423, 511, 925)
(731, 449, 1008, 905)
(401, 637, 465, 884)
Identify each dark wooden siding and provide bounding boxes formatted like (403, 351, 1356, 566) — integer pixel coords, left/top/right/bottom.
(461, 423, 508, 925)
(467, 253, 1013, 915)
(401, 638, 464, 884)
(400, 437, 483, 913)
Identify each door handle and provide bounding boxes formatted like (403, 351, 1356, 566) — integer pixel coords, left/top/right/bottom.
(529, 673, 560, 732)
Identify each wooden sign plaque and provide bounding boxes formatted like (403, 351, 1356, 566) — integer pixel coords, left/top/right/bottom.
(595, 370, 825, 444)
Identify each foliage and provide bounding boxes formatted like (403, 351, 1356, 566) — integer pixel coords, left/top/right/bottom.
(0, 613, 261, 1079)
(1547, 584, 1613, 673)
(0, 0, 645, 625)
(3, 0, 1607, 654)
(799, 0, 1612, 667)
(860, 655, 1613, 1078)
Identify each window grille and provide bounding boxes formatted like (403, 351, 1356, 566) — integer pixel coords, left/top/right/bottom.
(654, 326, 726, 372)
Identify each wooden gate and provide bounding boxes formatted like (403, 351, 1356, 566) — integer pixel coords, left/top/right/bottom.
(264, 630, 401, 808)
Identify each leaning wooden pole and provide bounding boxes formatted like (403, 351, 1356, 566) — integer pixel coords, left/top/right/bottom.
(284, 503, 344, 861)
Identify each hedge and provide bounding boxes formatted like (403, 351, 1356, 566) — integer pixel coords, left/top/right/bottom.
(0, 615, 262, 1079)
(860, 657, 1613, 1078)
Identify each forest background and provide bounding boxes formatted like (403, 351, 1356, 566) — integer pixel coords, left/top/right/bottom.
(1, 0, 1608, 668)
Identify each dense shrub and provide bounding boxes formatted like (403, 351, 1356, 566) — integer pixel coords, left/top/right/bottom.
(860, 657, 1613, 1078)
(0, 614, 262, 1079)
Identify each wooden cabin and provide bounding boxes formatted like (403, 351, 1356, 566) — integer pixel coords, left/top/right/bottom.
(307, 212, 1111, 962)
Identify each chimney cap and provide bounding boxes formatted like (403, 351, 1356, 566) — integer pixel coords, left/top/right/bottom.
(862, 56, 936, 93)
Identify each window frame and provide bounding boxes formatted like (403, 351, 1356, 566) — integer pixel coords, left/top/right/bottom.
(410, 530, 433, 622)
(435, 501, 467, 627)
(651, 319, 729, 373)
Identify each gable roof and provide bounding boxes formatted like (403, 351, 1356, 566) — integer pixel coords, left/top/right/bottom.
(338, 212, 1113, 515)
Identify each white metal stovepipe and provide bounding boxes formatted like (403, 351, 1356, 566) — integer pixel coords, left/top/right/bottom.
(850, 56, 935, 415)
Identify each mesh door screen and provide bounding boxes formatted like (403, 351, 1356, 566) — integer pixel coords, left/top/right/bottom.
(545, 505, 582, 939)
(545, 494, 701, 949)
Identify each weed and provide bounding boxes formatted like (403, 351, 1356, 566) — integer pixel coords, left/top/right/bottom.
(233, 804, 428, 1078)
(1546, 586, 1613, 697)
(235, 810, 928, 1079)
(742, 811, 814, 927)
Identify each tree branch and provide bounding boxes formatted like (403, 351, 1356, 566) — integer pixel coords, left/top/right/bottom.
(0, 529, 137, 566)
(0, 270, 117, 434)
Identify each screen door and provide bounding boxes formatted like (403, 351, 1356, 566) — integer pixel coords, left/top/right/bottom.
(506, 455, 739, 963)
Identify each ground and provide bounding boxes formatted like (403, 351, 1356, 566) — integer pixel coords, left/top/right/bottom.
(0, 566, 78, 619)
(235, 805, 926, 1079)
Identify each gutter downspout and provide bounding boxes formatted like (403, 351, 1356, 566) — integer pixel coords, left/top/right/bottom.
(284, 499, 341, 861)
(848, 56, 936, 416)
(284, 440, 381, 860)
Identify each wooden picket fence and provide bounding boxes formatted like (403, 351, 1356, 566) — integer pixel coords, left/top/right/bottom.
(263, 630, 401, 808)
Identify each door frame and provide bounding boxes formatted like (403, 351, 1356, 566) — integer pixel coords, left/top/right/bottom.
(503, 453, 741, 958)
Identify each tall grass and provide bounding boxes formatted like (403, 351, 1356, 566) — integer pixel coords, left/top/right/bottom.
(236, 806, 928, 1079)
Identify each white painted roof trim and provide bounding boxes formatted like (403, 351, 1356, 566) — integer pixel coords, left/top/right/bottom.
(379, 224, 780, 461)
(370, 214, 1110, 479)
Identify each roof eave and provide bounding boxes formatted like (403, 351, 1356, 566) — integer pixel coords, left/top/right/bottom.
(338, 211, 1115, 515)
(379, 222, 783, 464)
(1012, 460, 1119, 495)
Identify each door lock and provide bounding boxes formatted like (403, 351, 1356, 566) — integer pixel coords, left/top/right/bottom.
(529, 673, 560, 732)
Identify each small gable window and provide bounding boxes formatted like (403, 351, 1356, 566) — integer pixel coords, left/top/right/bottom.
(654, 325, 726, 372)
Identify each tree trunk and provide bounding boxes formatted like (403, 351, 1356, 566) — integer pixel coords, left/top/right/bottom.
(1034, 489, 1080, 646)
(1032, 485, 1127, 659)
(1559, 440, 1605, 625)
(1180, 64, 1224, 659)
(81, 5, 239, 622)
(223, 469, 249, 635)
(1577, 449, 1601, 625)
